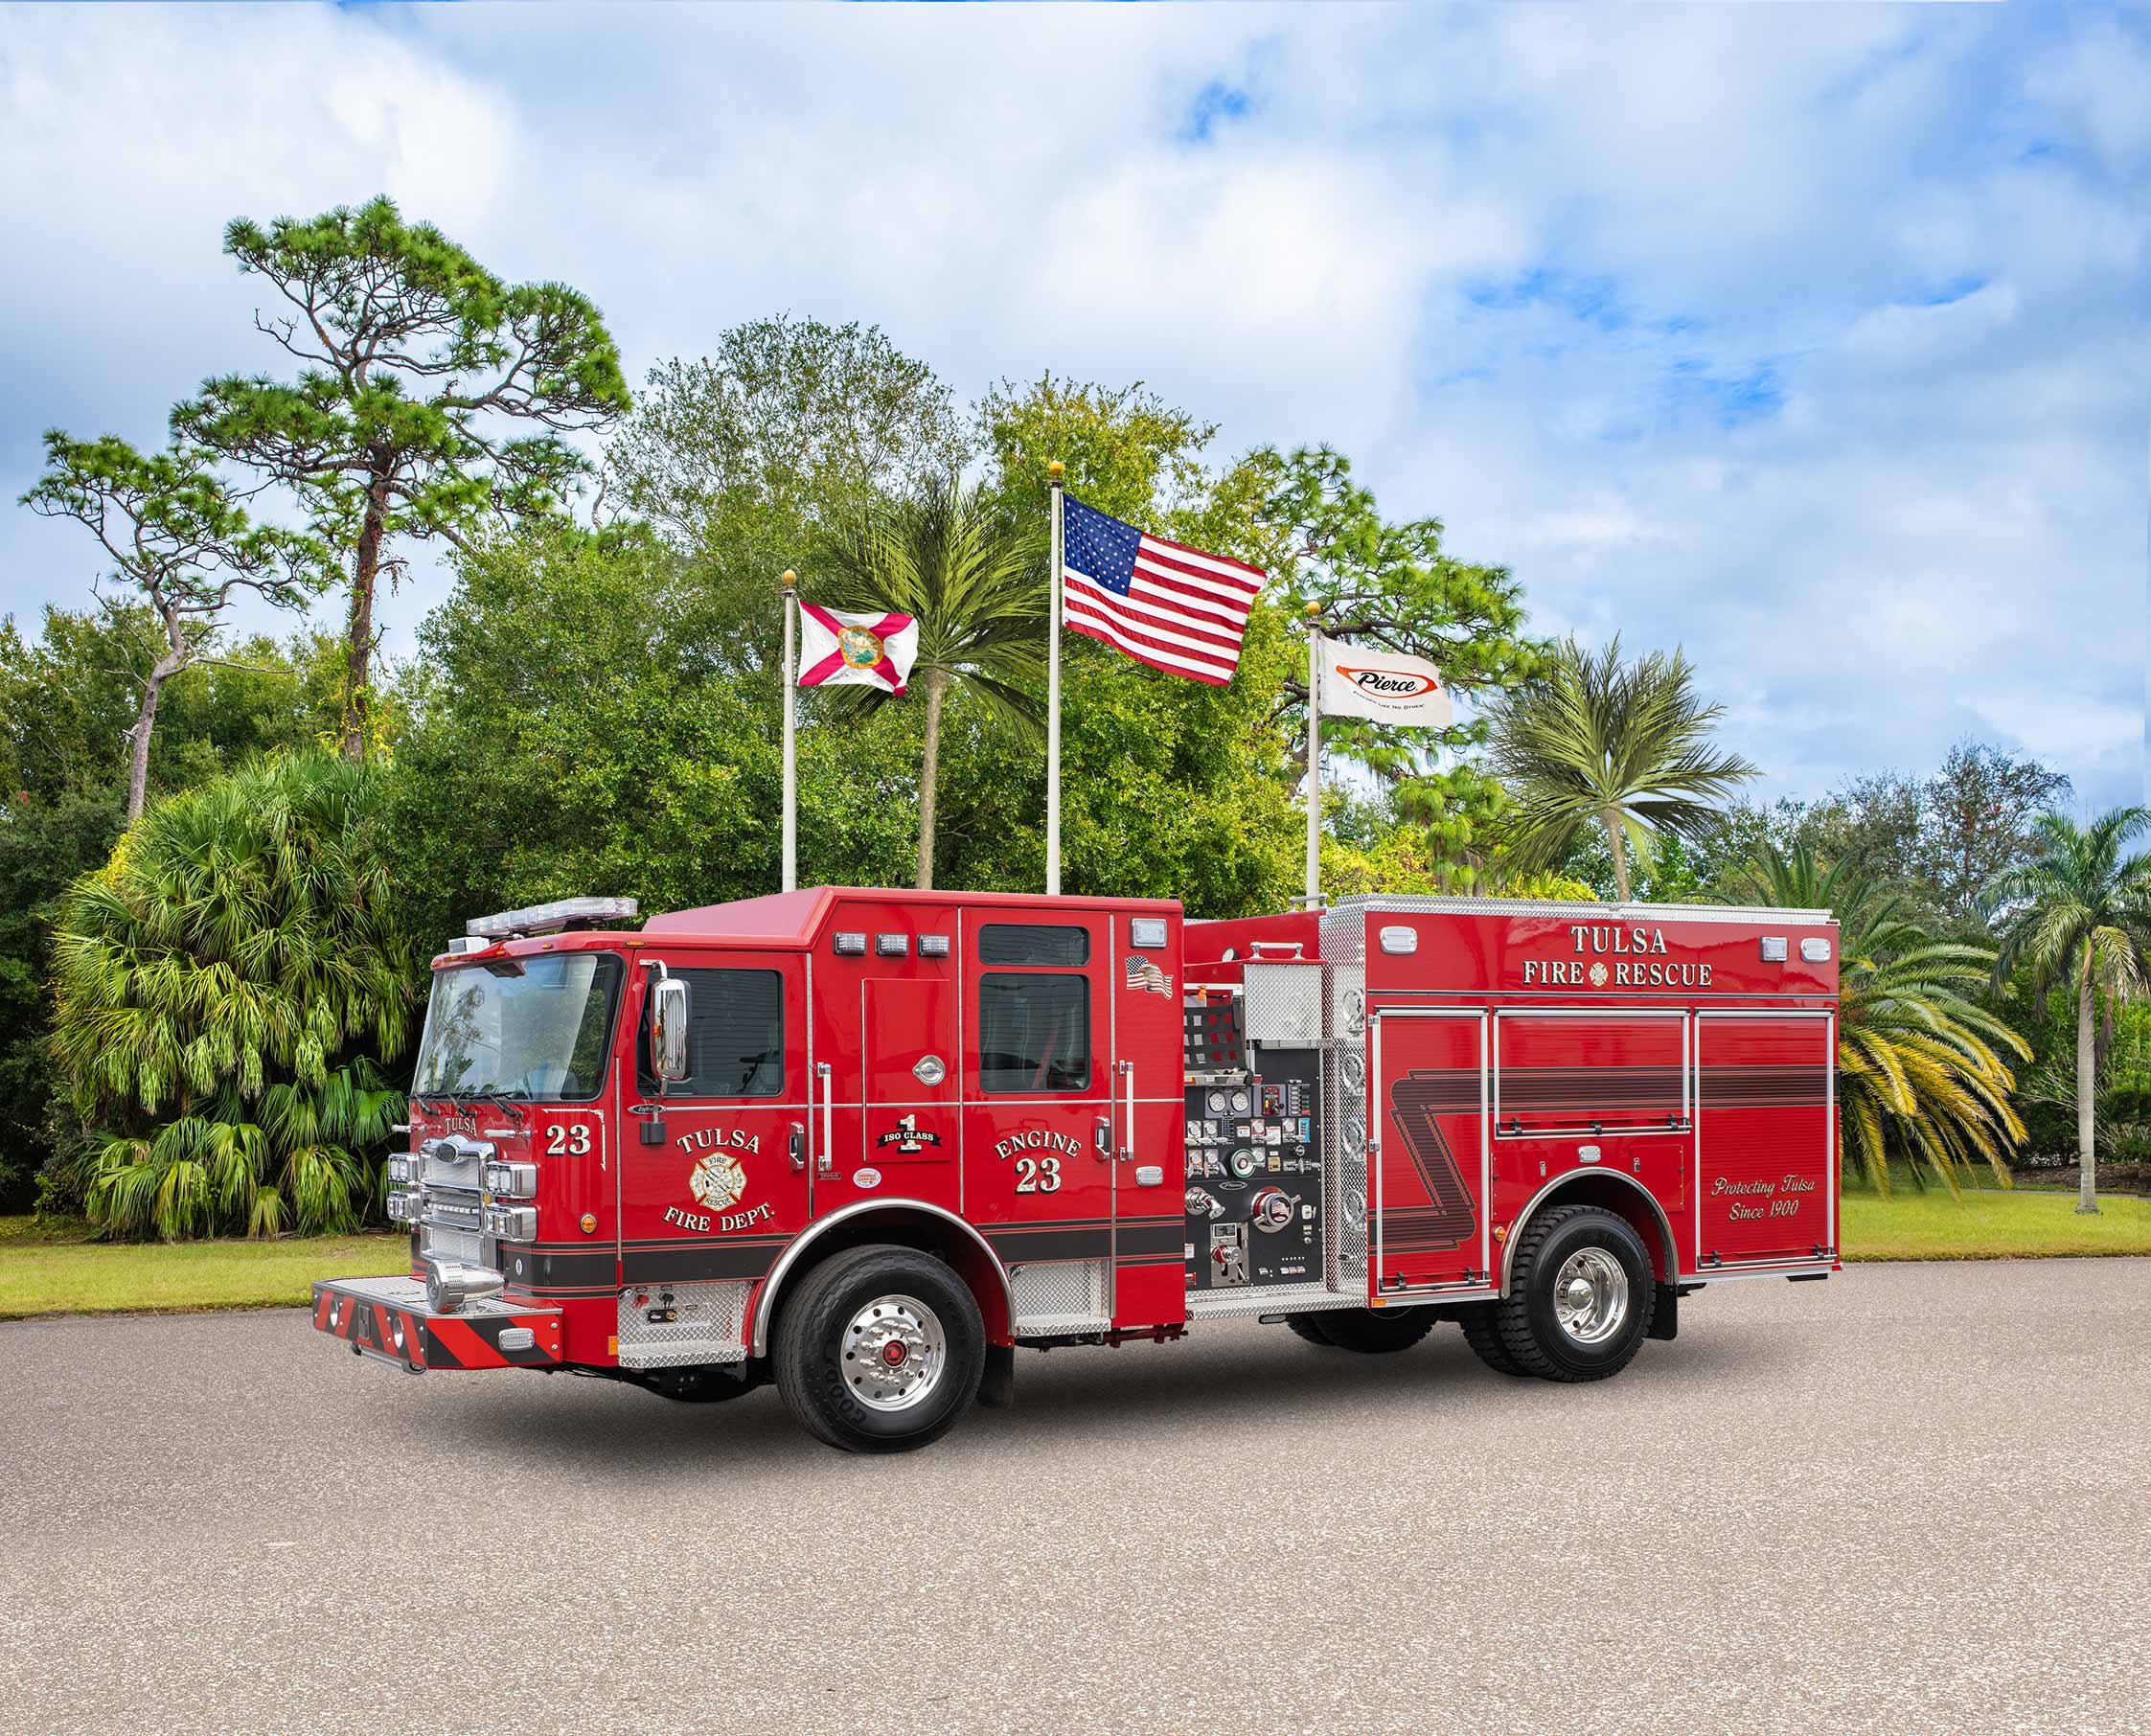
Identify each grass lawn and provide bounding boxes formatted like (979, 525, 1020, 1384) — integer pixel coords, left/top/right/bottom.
(5, 1183, 2149, 1320)
(0, 1216, 407, 1320)
(1841, 1184, 2151, 1261)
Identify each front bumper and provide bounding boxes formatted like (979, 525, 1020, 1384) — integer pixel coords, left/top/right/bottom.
(311, 1275, 562, 1372)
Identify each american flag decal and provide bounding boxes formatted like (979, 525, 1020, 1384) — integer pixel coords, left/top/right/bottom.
(1125, 956, 1174, 996)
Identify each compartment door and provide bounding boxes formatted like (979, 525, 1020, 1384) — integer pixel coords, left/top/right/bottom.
(814, 976, 961, 1220)
(1694, 1012, 1836, 1268)
(1370, 1009, 1489, 1294)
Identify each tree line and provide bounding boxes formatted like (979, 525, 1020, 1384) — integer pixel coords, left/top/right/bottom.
(5, 195, 2140, 1237)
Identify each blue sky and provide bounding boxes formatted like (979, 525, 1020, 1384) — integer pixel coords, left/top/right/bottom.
(2, 3, 2145, 809)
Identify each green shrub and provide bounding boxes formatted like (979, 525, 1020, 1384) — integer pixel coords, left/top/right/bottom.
(50, 752, 421, 1239)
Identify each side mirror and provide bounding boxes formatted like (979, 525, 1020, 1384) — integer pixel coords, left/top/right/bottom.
(651, 976, 692, 1085)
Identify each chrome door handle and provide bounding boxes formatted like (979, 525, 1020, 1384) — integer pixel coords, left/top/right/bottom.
(1119, 1059, 1134, 1162)
(1093, 1115, 1111, 1159)
(788, 1121, 806, 1173)
(815, 1062, 835, 1177)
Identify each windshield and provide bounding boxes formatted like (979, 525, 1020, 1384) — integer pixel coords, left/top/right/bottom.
(411, 953, 624, 1102)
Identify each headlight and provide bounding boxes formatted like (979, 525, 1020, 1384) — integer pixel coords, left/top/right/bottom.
(387, 1154, 413, 1184)
(386, 1190, 421, 1223)
(484, 1204, 537, 1241)
(483, 1161, 538, 1199)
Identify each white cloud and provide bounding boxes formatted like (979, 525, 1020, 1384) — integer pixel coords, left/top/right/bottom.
(0, 2, 2143, 813)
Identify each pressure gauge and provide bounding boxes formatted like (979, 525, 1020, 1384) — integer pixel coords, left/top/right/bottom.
(1228, 1088, 1251, 1114)
(1206, 1089, 1228, 1114)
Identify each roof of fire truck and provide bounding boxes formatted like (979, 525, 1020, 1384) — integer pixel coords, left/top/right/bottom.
(642, 884, 1179, 941)
(440, 887, 1835, 968)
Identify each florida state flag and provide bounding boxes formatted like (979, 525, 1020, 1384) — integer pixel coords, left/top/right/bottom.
(796, 605, 919, 694)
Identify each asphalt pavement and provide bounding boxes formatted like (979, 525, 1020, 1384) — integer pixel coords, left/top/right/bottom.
(3, 1259, 2146, 1736)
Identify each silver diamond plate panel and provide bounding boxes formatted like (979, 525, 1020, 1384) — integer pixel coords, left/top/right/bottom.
(1242, 962, 1325, 1045)
(1184, 1282, 1360, 1321)
(615, 1280, 752, 1368)
(1009, 1259, 1110, 1333)
(324, 1275, 529, 1318)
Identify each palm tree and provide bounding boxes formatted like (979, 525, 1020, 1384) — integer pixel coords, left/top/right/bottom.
(1729, 840, 2027, 1195)
(1984, 809, 2151, 1214)
(822, 477, 1045, 889)
(1485, 634, 1756, 902)
(51, 751, 420, 1238)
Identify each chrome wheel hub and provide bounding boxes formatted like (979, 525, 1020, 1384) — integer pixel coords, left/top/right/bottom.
(1551, 1248, 1629, 1346)
(841, 1294, 946, 1412)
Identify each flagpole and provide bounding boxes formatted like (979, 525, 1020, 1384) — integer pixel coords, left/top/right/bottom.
(781, 569, 798, 894)
(1046, 460, 1064, 897)
(1304, 604, 1322, 905)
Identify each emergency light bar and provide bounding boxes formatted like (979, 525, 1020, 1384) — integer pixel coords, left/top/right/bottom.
(466, 897, 640, 940)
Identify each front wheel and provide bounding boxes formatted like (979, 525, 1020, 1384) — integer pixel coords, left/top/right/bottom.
(1493, 1205, 1655, 1382)
(773, 1244, 984, 1453)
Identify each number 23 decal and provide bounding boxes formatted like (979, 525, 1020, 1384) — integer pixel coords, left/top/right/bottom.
(546, 1124, 592, 1156)
(1014, 1155, 1062, 1194)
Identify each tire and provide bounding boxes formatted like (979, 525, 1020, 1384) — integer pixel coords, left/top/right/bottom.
(773, 1244, 985, 1453)
(1299, 1306, 1437, 1355)
(1456, 1307, 1528, 1377)
(1493, 1204, 1655, 1382)
(1285, 1314, 1340, 1347)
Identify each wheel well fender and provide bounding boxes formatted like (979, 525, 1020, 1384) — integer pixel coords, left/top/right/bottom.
(749, 1199, 1014, 1357)
(1499, 1171, 1677, 1295)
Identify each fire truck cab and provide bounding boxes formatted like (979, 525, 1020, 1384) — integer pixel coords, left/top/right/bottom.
(313, 886, 1841, 1452)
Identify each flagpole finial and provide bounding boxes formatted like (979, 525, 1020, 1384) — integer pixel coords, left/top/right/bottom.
(781, 569, 796, 590)
(1047, 460, 1064, 481)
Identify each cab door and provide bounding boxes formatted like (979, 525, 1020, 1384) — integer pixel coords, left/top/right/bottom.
(618, 954, 810, 1290)
(961, 915, 1114, 1315)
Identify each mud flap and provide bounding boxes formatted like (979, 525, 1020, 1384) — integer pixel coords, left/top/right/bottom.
(976, 1342, 1016, 1409)
(1647, 1283, 1678, 1341)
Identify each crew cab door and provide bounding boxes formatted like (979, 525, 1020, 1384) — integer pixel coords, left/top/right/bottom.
(618, 954, 810, 1290)
(961, 915, 1114, 1324)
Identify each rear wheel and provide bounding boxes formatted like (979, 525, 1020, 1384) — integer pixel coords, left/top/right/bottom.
(1456, 1307, 1527, 1377)
(1285, 1314, 1339, 1347)
(773, 1244, 984, 1453)
(1299, 1306, 1437, 1354)
(1495, 1205, 1655, 1382)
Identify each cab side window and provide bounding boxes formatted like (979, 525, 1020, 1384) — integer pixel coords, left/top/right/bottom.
(977, 972, 1090, 1093)
(638, 968, 785, 1097)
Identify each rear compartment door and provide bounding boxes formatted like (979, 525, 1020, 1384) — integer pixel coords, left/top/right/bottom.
(1693, 1011, 1837, 1268)
(1369, 1008, 1490, 1294)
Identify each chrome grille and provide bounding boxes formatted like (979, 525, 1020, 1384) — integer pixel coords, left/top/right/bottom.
(421, 1223, 482, 1267)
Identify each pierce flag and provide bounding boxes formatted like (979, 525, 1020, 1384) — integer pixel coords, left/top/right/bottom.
(796, 605, 919, 694)
(1316, 634, 1453, 728)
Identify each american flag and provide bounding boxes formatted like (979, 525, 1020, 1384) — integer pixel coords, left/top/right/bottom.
(1061, 495, 1264, 685)
(1125, 955, 1175, 996)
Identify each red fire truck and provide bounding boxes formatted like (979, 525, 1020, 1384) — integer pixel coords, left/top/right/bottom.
(313, 887, 1841, 1452)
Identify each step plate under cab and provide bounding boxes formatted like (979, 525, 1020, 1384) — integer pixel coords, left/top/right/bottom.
(311, 1275, 562, 1372)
